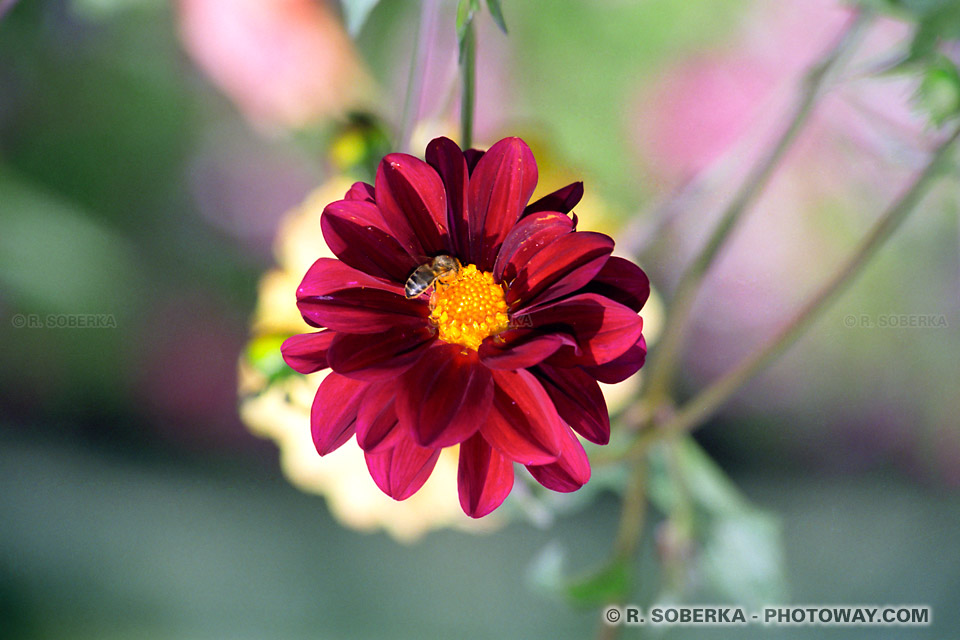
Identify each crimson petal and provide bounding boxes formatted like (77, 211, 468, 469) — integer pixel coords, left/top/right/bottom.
(396, 344, 493, 448)
(582, 256, 650, 312)
(321, 200, 417, 282)
(327, 325, 434, 381)
(526, 425, 591, 493)
(281, 330, 334, 374)
(365, 437, 441, 501)
(515, 293, 644, 366)
(458, 432, 514, 518)
(296, 259, 425, 333)
(310, 373, 368, 455)
(375, 153, 450, 257)
(356, 381, 405, 453)
(478, 328, 575, 370)
(426, 136, 470, 261)
(468, 137, 538, 271)
(523, 181, 584, 217)
(480, 369, 562, 465)
(507, 231, 614, 308)
(534, 364, 610, 445)
(345, 181, 375, 202)
(492, 211, 574, 284)
(581, 335, 647, 383)
(463, 148, 484, 174)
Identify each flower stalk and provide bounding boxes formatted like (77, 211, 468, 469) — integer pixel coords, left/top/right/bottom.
(642, 10, 873, 404)
(460, 19, 477, 150)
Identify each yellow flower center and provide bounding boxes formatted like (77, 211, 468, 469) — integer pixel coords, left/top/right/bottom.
(429, 264, 509, 351)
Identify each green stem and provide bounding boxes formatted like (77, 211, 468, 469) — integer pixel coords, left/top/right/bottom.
(460, 21, 476, 150)
(594, 455, 648, 640)
(642, 10, 872, 403)
(638, 123, 960, 449)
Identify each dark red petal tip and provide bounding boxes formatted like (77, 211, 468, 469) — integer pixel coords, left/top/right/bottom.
(458, 432, 515, 518)
(355, 381, 405, 453)
(583, 256, 650, 313)
(534, 364, 610, 445)
(281, 330, 335, 374)
(526, 426, 591, 493)
(507, 231, 614, 308)
(321, 200, 417, 282)
(365, 437, 441, 501)
(425, 137, 470, 260)
(492, 211, 575, 284)
(310, 373, 368, 455)
(375, 153, 450, 257)
(517, 293, 644, 367)
(523, 181, 584, 217)
(468, 137, 539, 271)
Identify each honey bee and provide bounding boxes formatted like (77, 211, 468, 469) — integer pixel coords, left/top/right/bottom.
(404, 255, 462, 298)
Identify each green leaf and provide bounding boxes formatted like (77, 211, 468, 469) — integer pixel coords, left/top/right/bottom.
(341, 0, 381, 37)
(456, 0, 475, 43)
(916, 57, 960, 124)
(486, 0, 508, 33)
(700, 511, 787, 607)
(527, 543, 632, 606)
(565, 557, 632, 606)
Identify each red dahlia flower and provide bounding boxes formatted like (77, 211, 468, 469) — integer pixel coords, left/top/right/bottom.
(281, 136, 649, 518)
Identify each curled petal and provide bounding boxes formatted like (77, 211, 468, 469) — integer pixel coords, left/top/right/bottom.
(365, 437, 441, 501)
(396, 344, 493, 448)
(426, 136, 470, 260)
(507, 231, 614, 308)
(345, 181, 376, 202)
(375, 153, 449, 257)
(310, 373, 368, 455)
(478, 328, 575, 370)
(533, 364, 610, 445)
(321, 200, 417, 282)
(526, 425, 591, 493)
(356, 381, 405, 453)
(296, 259, 425, 332)
(523, 181, 584, 217)
(582, 256, 650, 312)
(581, 335, 647, 384)
(480, 369, 562, 465)
(468, 137, 539, 271)
(492, 211, 575, 284)
(515, 293, 644, 366)
(458, 432, 514, 518)
(327, 326, 434, 381)
(281, 330, 334, 374)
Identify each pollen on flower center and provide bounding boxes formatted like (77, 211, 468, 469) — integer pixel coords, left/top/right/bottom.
(428, 264, 509, 351)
